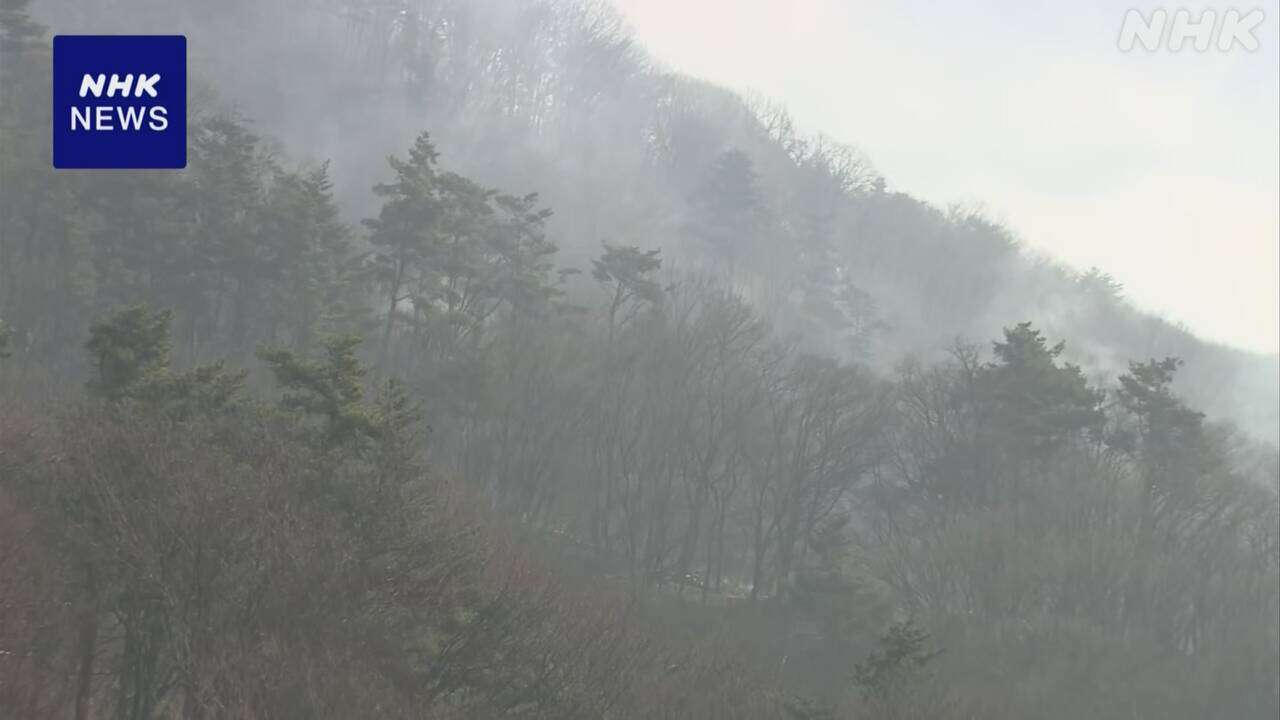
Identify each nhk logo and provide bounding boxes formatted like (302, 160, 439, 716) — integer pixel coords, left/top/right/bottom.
(52, 35, 186, 169)
(73, 73, 169, 131)
(1118, 8, 1266, 52)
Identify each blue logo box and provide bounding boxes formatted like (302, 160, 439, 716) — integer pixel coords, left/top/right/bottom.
(52, 35, 186, 169)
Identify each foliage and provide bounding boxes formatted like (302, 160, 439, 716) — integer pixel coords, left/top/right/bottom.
(0, 2, 1276, 716)
(851, 619, 942, 705)
(84, 305, 172, 400)
(258, 335, 378, 447)
(84, 305, 246, 416)
(0, 383, 783, 720)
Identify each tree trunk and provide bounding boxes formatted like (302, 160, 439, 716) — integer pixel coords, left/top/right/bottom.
(73, 567, 98, 720)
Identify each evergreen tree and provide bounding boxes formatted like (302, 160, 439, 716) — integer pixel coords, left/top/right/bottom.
(980, 322, 1104, 452)
(365, 132, 448, 361)
(85, 306, 173, 400)
(852, 619, 943, 708)
(687, 149, 764, 270)
(261, 161, 364, 350)
(259, 335, 379, 448)
(85, 305, 246, 413)
(186, 115, 271, 356)
(590, 243, 663, 338)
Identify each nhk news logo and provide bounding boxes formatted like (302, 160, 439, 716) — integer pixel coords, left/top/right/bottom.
(52, 35, 187, 169)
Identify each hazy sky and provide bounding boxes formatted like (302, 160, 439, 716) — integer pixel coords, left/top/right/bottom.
(612, 0, 1279, 354)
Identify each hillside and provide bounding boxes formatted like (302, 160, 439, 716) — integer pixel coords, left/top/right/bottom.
(32, 0, 1280, 442)
(2, 1, 1278, 718)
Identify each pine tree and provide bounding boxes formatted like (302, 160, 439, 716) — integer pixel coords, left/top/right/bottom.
(85, 305, 246, 413)
(259, 335, 379, 448)
(590, 243, 662, 340)
(261, 162, 363, 350)
(85, 306, 173, 400)
(365, 132, 448, 362)
(981, 322, 1104, 452)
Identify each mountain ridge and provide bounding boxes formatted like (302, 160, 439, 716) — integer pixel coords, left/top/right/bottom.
(32, 0, 1279, 443)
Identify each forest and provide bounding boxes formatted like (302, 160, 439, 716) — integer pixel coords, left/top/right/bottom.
(1, 1, 1278, 718)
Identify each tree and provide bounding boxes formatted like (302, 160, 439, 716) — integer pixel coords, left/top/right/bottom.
(1116, 357, 1207, 464)
(590, 242, 662, 340)
(851, 619, 944, 715)
(186, 115, 272, 357)
(687, 149, 764, 271)
(748, 353, 887, 601)
(260, 161, 363, 351)
(980, 322, 1104, 455)
(365, 132, 448, 362)
(488, 192, 561, 317)
(85, 306, 173, 400)
(136, 360, 247, 420)
(0, 0, 88, 376)
(1115, 357, 1215, 547)
(259, 335, 379, 449)
(85, 305, 246, 414)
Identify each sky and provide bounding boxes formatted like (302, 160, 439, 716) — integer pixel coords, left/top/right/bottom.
(611, 0, 1280, 354)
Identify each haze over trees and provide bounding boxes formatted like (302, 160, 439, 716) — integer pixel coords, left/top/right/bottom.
(2, 1, 1277, 718)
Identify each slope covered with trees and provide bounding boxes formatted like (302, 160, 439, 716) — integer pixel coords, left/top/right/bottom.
(30, 0, 1280, 442)
(2, 1, 1278, 718)
(2, 308, 778, 719)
